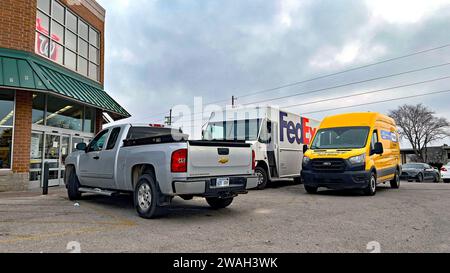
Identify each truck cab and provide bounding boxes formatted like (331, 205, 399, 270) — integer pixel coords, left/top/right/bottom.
(301, 112, 401, 196)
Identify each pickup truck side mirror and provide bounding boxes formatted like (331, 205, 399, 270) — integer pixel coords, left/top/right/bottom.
(303, 144, 309, 154)
(76, 142, 87, 151)
(372, 142, 384, 155)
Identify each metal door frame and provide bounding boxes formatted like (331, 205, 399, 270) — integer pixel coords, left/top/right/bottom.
(30, 124, 94, 187)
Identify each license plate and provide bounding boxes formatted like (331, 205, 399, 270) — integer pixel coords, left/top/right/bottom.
(216, 178, 230, 187)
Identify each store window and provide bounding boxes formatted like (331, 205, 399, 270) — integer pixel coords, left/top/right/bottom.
(35, 0, 101, 82)
(0, 91, 14, 169)
(46, 96, 84, 131)
(32, 93, 46, 125)
(84, 107, 96, 133)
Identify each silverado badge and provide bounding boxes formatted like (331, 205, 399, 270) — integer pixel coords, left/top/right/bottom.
(218, 157, 229, 164)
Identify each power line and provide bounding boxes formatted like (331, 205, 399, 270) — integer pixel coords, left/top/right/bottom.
(172, 62, 450, 124)
(244, 62, 450, 105)
(146, 42, 450, 118)
(298, 89, 450, 115)
(236, 43, 450, 100)
(283, 75, 450, 109)
(174, 76, 450, 128)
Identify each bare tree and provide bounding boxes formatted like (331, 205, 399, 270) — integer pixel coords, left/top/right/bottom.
(388, 104, 449, 162)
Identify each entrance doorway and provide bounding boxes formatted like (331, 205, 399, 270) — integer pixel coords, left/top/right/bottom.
(29, 126, 93, 188)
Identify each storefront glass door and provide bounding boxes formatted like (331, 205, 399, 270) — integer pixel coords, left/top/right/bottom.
(44, 134, 61, 186)
(29, 128, 93, 188)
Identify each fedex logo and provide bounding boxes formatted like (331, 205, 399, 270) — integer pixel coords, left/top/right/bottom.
(280, 111, 317, 145)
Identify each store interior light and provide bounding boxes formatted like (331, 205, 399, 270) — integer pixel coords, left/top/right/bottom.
(35, 105, 73, 125)
(0, 111, 14, 126)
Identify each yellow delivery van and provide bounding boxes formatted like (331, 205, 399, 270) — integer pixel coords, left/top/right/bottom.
(301, 112, 401, 196)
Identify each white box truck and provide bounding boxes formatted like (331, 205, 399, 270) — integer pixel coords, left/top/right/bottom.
(203, 106, 320, 189)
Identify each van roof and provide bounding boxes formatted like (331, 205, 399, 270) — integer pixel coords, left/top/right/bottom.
(319, 112, 396, 129)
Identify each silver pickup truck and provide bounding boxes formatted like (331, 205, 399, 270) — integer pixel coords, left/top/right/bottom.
(64, 124, 257, 218)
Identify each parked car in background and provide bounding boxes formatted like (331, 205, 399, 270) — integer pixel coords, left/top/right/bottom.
(441, 163, 450, 183)
(400, 163, 440, 182)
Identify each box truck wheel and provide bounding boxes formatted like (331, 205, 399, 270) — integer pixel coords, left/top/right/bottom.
(390, 170, 400, 189)
(363, 172, 377, 196)
(206, 197, 234, 209)
(134, 174, 165, 219)
(255, 166, 269, 190)
(304, 185, 318, 194)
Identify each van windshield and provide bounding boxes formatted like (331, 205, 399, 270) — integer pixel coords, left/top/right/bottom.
(311, 127, 370, 149)
(204, 119, 262, 141)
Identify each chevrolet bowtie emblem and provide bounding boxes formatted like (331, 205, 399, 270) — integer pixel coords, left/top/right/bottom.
(218, 157, 229, 164)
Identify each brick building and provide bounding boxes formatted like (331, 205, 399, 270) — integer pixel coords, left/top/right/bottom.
(0, 0, 130, 191)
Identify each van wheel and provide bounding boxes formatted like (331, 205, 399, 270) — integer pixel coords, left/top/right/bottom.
(255, 166, 268, 190)
(390, 170, 400, 189)
(206, 197, 234, 209)
(304, 185, 318, 194)
(67, 169, 82, 201)
(134, 174, 165, 219)
(363, 173, 377, 196)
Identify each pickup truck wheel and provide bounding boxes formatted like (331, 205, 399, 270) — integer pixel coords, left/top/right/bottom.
(390, 170, 400, 189)
(255, 166, 268, 190)
(67, 170, 82, 201)
(206, 197, 234, 209)
(134, 174, 164, 219)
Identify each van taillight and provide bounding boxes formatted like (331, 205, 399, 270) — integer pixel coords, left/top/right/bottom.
(441, 167, 447, 172)
(171, 149, 187, 173)
(252, 150, 256, 170)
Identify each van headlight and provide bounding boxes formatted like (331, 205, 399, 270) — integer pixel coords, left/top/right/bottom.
(302, 156, 310, 165)
(348, 154, 366, 165)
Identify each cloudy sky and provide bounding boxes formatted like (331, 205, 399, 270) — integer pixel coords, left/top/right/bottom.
(97, 0, 450, 144)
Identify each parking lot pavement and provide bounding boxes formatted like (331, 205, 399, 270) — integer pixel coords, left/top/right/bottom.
(1, 181, 450, 253)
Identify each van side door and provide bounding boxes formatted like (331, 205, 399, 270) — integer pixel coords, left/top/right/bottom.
(370, 129, 387, 177)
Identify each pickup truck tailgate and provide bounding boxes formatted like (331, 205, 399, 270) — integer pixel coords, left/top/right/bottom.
(187, 140, 253, 177)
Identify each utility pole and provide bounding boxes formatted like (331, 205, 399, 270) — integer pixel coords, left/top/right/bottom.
(165, 109, 172, 125)
(232, 96, 236, 108)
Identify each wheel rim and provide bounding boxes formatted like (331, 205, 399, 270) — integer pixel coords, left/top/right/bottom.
(418, 174, 423, 182)
(371, 176, 376, 192)
(396, 172, 400, 186)
(256, 170, 265, 185)
(137, 183, 152, 210)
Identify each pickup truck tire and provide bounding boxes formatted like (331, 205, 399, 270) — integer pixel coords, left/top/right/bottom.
(67, 170, 82, 201)
(206, 197, 234, 209)
(390, 170, 400, 189)
(255, 166, 268, 190)
(134, 174, 165, 219)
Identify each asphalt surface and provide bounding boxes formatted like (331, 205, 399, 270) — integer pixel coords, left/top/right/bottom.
(0, 181, 449, 253)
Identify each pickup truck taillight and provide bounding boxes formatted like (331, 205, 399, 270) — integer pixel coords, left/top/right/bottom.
(252, 150, 256, 170)
(171, 149, 187, 173)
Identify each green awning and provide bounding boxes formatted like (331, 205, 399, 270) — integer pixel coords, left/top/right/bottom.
(0, 48, 130, 119)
